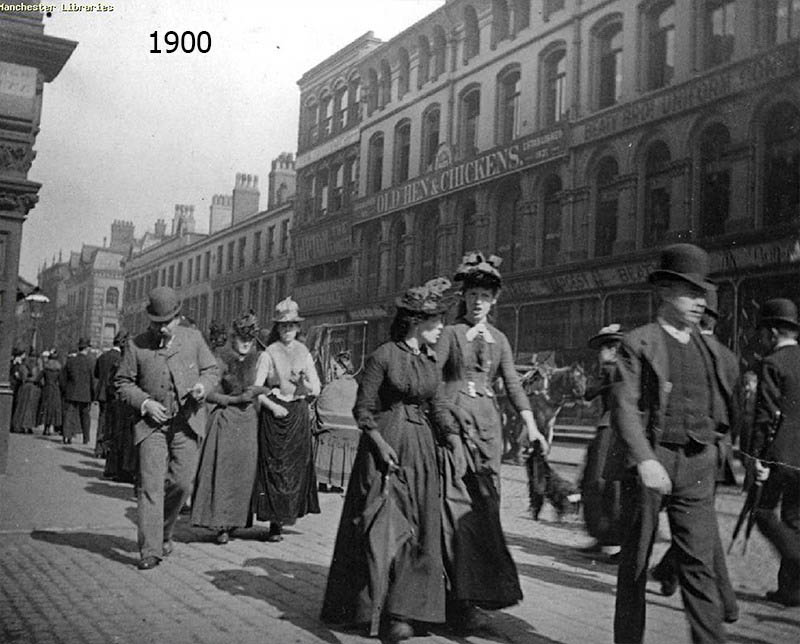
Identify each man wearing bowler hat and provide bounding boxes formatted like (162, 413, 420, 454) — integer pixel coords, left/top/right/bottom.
(750, 298, 800, 607)
(115, 286, 218, 570)
(62, 337, 96, 445)
(609, 244, 738, 644)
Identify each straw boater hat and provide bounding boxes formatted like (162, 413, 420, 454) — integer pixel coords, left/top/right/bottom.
(757, 298, 800, 331)
(588, 323, 624, 350)
(395, 277, 452, 316)
(454, 251, 503, 290)
(648, 243, 715, 292)
(274, 297, 304, 323)
(146, 286, 182, 323)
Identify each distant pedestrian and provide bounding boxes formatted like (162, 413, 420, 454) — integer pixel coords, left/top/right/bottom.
(192, 312, 265, 544)
(61, 338, 95, 445)
(11, 349, 41, 435)
(251, 297, 321, 543)
(37, 349, 63, 436)
(736, 370, 758, 456)
(94, 334, 123, 457)
(115, 286, 218, 570)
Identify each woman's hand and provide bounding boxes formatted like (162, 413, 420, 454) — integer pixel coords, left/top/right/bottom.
(270, 403, 289, 418)
(367, 429, 399, 470)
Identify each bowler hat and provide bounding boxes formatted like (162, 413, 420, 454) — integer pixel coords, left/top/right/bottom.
(758, 298, 800, 330)
(78, 337, 90, 350)
(588, 323, 624, 349)
(649, 243, 715, 292)
(274, 297, 304, 323)
(146, 286, 182, 323)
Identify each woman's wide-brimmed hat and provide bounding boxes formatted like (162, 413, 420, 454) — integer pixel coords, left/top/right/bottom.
(274, 296, 304, 323)
(454, 251, 503, 290)
(395, 277, 452, 315)
(758, 298, 800, 330)
(648, 243, 715, 292)
(232, 311, 260, 339)
(588, 323, 624, 349)
(146, 286, 182, 322)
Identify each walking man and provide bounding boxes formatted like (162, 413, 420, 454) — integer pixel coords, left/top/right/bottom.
(751, 298, 800, 607)
(115, 287, 218, 570)
(609, 244, 737, 644)
(62, 338, 95, 445)
(93, 331, 124, 457)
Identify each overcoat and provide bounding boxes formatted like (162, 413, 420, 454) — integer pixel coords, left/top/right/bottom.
(94, 348, 122, 402)
(62, 352, 95, 403)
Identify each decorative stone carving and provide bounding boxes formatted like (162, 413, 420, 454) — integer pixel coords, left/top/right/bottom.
(0, 191, 38, 213)
(0, 144, 34, 173)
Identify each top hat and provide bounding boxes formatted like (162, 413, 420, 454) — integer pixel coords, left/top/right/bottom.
(588, 323, 624, 349)
(758, 298, 800, 330)
(395, 277, 452, 315)
(648, 243, 715, 292)
(454, 251, 503, 290)
(146, 287, 182, 323)
(232, 311, 260, 338)
(78, 337, 90, 350)
(274, 297, 304, 323)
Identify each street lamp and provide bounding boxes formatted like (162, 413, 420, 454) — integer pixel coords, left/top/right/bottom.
(24, 292, 50, 354)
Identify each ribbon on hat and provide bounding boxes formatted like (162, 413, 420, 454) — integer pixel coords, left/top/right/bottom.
(454, 251, 503, 282)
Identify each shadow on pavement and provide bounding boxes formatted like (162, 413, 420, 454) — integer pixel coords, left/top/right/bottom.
(205, 556, 341, 644)
(751, 611, 800, 628)
(30, 530, 139, 566)
(427, 612, 568, 644)
(506, 533, 619, 571)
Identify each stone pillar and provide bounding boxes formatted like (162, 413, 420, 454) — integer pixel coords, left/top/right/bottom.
(401, 210, 417, 288)
(564, 188, 590, 263)
(351, 227, 363, 293)
(473, 189, 493, 251)
(613, 175, 638, 254)
(725, 145, 753, 233)
(668, 160, 692, 239)
(437, 198, 459, 274)
(378, 218, 391, 295)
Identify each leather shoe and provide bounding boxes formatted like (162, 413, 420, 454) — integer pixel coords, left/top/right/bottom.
(162, 540, 174, 557)
(216, 530, 229, 545)
(137, 556, 160, 570)
(766, 590, 800, 607)
(724, 609, 739, 624)
(385, 618, 414, 642)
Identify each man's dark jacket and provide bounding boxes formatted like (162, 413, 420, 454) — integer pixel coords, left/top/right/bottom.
(94, 348, 122, 402)
(62, 351, 96, 404)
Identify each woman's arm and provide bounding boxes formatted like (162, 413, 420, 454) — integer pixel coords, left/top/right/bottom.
(303, 350, 321, 396)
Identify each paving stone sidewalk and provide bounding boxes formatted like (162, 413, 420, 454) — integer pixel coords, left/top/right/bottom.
(1, 431, 798, 644)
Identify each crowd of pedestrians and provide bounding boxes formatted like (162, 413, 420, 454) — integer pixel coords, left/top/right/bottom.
(9, 242, 799, 644)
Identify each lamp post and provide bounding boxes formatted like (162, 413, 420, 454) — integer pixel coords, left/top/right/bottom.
(24, 292, 50, 354)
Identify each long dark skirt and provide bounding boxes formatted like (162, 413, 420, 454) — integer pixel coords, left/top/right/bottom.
(580, 425, 622, 546)
(252, 397, 320, 523)
(192, 403, 258, 529)
(38, 381, 62, 427)
(12, 383, 41, 432)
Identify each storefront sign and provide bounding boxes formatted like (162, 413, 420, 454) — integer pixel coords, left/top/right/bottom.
(348, 306, 387, 320)
(579, 42, 800, 145)
(295, 277, 351, 311)
(357, 127, 567, 220)
(713, 238, 800, 273)
(294, 221, 351, 264)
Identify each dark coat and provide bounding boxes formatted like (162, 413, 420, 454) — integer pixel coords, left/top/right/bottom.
(62, 352, 96, 403)
(752, 343, 800, 469)
(607, 323, 739, 479)
(94, 348, 122, 402)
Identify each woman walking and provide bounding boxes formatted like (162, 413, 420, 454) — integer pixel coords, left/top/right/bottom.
(12, 349, 42, 435)
(252, 297, 321, 542)
(38, 349, 63, 436)
(321, 279, 450, 642)
(192, 312, 265, 544)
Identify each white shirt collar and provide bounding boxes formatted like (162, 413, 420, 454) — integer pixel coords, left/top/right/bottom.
(657, 317, 691, 345)
(776, 338, 799, 349)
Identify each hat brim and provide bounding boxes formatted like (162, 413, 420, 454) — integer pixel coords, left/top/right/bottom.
(758, 316, 800, 330)
(146, 303, 182, 323)
(648, 270, 715, 292)
(455, 271, 502, 290)
(588, 332, 623, 350)
(274, 316, 304, 324)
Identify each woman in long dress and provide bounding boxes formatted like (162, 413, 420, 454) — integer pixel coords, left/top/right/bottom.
(321, 279, 450, 643)
(38, 349, 63, 436)
(433, 252, 548, 630)
(12, 351, 42, 435)
(252, 297, 321, 542)
(192, 313, 265, 544)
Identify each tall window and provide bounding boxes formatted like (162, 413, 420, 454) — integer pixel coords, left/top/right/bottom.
(238, 237, 246, 269)
(187, 258, 193, 284)
(348, 75, 361, 125)
(261, 277, 272, 322)
(397, 48, 410, 98)
(267, 226, 275, 258)
(763, 0, 800, 46)
(280, 220, 290, 255)
(333, 84, 348, 131)
(418, 35, 431, 87)
(705, 0, 736, 68)
(647, 2, 675, 90)
(460, 87, 481, 156)
(319, 93, 332, 137)
(234, 286, 244, 316)
(544, 0, 565, 18)
(253, 231, 262, 263)
(699, 123, 732, 237)
(594, 157, 619, 258)
(168, 265, 175, 287)
(542, 175, 562, 266)
(213, 291, 221, 321)
(204, 251, 210, 279)
(497, 67, 521, 144)
(394, 120, 412, 184)
(198, 293, 208, 330)
(106, 287, 119, 308)
(644, 141, 672, 247)
(543, 48, 567, 126)
(492, 0, 510, 46)
(464, 5, 480, 62)
(598, 21, 623, 109)
(419, 204, 438, 280)
(513, 0, 531, 33)
(379, 59, 392, 107)
(433, 26, 447, 78)
(367, 132, 385, 194)
(331, 163, 344, 212)
(421, 105, 440, 171)
(364, 222, 381, 295)
(391, 218, 406, 290)
(763, 102, 800, 227)
(366, 68, 379, 115)
(304, 101, 318, 147)
(495, 178, 520, 270)
(248, 280, 259, 313)
(318, 168, 329, 214)
(176, 261, 183, 287)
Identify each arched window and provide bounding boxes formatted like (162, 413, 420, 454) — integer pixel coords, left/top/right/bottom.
(464, 6, 480, 62)
(705, 0, 736, 69)
(542, 175, 563, 265)
(318, 167, 330, 214)
(391, 218, 406, 291)
(319, 92, 333, 137)
(379, 59, 392, 107)
(419, 204, 438, 280)
(304, 100, 318, 147)
(366, 68, 378, 115)
(761, 0, 800, 46)
(542, 47, 567, 126)
(597, 20, 623, 109)
(646, 2, 675, 90)
(699, 123, 732, 237)
(644, 141, 672, 247)
(461, 198, 478, 254)
(421, 104, 441, 172)
(513, 0, 531, 33)
(492, 0, 510, 46)
(495, 178, 520, 270)
(348, 75, 361, 124)
(763, 102, 800, 227)
(497, 66, 521, 144)
(460, 86, 481, 157)
(433, 26, 447, 78)
(333, 83, 348, 131)
(594, 157, 619, 257)
(418, 35, 431, 87)
(367, 132, 384, 195)
(394, 119, 412, 184)
(106, 287, 119, 308)
(397, 48, 410, 99)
